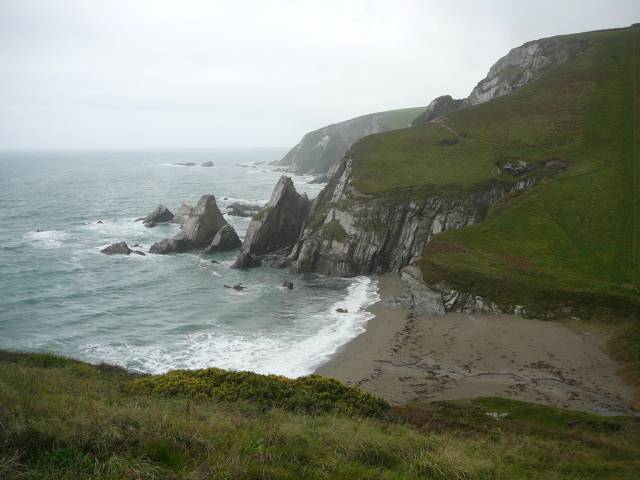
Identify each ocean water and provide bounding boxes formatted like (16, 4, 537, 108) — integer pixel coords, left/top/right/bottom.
(0, 149, 379, 377)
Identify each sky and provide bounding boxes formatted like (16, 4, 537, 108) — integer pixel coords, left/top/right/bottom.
(0, 0, 638, 150)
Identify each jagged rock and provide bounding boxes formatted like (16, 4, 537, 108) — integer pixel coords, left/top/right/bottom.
(150, 195, 228, 254)
(308, 174, 330, 184)
(411, 95, 465, 125)
(203, 224, 241, 253)
(180, 195, 227, 246)
(226, 202, 263, 218)
(171, 203, 193, 225)
(140, 205, 174, 228)
(96, 220, 104, 224)
(239, 176, 311, 258)
(231, 252, 262, 269)
(100, 242, 132, 255)
(282, 281, 294, 290)
(201, 161, 214, 167)
(336, 308, 348, 313)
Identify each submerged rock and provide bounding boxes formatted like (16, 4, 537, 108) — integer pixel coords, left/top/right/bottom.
(201, 161, 214, 167)
(176, 162, 196, 167)
(231, 252, 262, 269)
(204, 224, 241, 253)
(336, 308, 348, 313)
(282, 281, 294, 290)
(100, 242, 132, 255)
(224, 284, 247, 291)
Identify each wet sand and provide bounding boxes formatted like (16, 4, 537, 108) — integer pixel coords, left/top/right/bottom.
(317, 274, 638, 416)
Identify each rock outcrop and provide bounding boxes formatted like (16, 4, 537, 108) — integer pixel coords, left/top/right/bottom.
(235, 176, 311, 264)
(465, 36, 587, 106)
(138, 205, 174, 227)
(231, 252, 262, 269)
(150, 195, 238, 254)
(204, 224, 241, 253)
(410, 95, 465, 126)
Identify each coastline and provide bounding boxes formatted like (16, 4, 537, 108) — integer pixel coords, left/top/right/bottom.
(316, 274, 638, 416)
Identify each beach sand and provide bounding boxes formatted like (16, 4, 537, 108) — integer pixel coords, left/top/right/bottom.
(317, 274, 638, 416)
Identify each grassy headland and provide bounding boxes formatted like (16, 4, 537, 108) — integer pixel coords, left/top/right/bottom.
(349, 26, 640, 320)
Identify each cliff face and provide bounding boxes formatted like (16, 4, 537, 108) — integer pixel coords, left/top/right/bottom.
(466, 36, 587, 106)
(277, 107, 425, 174)
(287, 157, 535, 277)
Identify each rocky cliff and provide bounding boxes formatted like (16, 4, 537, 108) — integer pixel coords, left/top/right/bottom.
(286, 156, 536, 277)
(276, 107, 426, 174)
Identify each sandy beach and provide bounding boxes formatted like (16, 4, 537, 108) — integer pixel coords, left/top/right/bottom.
(317, 274, 638, 416)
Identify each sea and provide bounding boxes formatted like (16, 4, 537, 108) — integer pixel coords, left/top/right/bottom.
(0, 149, 379, 377)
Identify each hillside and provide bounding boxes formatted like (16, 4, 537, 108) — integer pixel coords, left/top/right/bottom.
(2, 351, 640, 479)
(260, 25, 638, 320)
(276, 106, 426, 174)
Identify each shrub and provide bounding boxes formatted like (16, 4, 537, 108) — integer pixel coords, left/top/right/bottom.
(127, 369, 391, 418)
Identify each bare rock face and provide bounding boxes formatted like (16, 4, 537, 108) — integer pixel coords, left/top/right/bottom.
(237, 176, 311, 260)
(204, 224, 241, 253)
(138, 205, 174, 228)
(150, 195, 235, 254)
(466, 36, 587, 106)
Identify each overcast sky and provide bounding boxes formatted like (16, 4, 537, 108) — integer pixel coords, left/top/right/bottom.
(0, 0, 638, 150)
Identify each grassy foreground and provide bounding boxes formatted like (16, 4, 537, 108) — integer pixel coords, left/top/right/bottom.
(1, 351, 640, 479)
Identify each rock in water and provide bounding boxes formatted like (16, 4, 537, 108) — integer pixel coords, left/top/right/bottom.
(176, 162, 196, 166)
(181, 195, 228, 246)
(149, 238, 188, 254)
(238, 176, 311, 257)
(231, 252, 262, 269)
(226, 202, 263, 218)
(100, 242, 132, 255)
(336, 308, 348, 313)
(282, 281, 294, 290)
(150, 195, 229, 254)
(201, 161, 214, 167)
(204, 224, 241, 253)
(140, 205, 174, 228)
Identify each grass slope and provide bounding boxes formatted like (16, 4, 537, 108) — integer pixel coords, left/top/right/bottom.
(2, 351, 640, 479)
(350, 26, 640, 318)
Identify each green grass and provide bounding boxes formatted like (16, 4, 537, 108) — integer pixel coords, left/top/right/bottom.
(2, 351, 640, 479)
(347, 26, 640, 317)
(376, 106, 429, 130)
